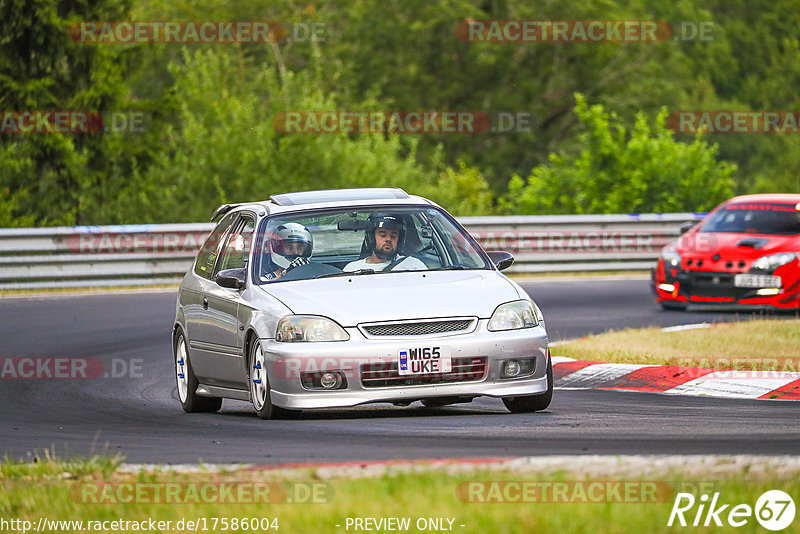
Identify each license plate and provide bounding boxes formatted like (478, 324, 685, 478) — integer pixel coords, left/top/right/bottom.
(398, 346, 452, 375)
(734, 274, 782, 288)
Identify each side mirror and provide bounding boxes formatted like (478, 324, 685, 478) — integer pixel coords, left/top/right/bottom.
(215, 268, 247, 289)
(679, 221, 698, 234)
(487, 251, 514, 271)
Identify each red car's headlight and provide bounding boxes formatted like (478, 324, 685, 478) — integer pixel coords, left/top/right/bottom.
(661, 246, 681, 268)
(752, 253, 797, 272)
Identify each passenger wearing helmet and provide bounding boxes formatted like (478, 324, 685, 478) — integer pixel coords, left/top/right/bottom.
(265, 222, 313, 280)
(343, 214, 426, 272)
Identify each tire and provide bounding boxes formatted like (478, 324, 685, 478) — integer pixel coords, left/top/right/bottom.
(174, 330, 222, 413)
(249, 339, 298, 420)
(502, 357, 553, 413)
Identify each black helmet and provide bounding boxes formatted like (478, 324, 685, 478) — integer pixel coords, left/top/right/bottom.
(365, 213, 405, 254)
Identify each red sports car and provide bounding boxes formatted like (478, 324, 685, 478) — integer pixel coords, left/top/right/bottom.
(653, 194, 800, 310)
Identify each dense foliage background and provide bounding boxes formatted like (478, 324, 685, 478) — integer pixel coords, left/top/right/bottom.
(1, 0, 798, 225)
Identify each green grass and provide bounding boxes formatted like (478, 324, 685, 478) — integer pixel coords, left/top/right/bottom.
(553, 319, 800, 371)
(1, 458, 798, 533)
(0, 454, 120, 481)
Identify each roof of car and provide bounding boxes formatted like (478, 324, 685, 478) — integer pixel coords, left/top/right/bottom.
(213, 188, 437, 219)
(726, 193, 800, 204)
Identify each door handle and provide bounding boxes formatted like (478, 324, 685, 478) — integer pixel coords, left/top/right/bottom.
(202, 296, 209, 310)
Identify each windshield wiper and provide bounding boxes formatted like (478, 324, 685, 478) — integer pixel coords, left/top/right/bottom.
(429, 265, 468, 271)
(315, 269, 376, 279)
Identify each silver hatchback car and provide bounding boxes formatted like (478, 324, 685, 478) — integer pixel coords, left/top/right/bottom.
(173, 188, 552, 418)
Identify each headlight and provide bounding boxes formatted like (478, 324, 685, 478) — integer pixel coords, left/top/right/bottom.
(488, 300, 541, 331)
(276, 315, 349, 342)
(752, 253, 797, 272)
(661, 246, 681, 268)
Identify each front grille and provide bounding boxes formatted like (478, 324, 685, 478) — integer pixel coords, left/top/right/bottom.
(681, 271, 756, 300)
(362, 319, 474, 337)
(685, 271, 737, 298)
(360, 357, 487, 388)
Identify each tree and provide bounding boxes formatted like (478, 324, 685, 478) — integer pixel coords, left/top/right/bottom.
(0, 0, 166, 225)
(502, 94, 736, 214)
(137, 49, 494, 222)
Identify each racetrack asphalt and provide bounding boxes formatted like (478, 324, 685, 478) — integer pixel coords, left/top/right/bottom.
(1, 279, 798, 464)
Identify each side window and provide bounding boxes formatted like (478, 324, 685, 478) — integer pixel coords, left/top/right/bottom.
(194, 212, 237, 280)
(215, 217, 255, 275)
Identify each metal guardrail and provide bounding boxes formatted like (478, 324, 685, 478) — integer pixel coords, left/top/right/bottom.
(0, 214, 705, 290)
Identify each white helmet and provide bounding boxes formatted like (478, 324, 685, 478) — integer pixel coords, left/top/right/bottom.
(269, 223, 313, 269)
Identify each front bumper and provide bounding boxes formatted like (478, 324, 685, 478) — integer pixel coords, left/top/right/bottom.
(262, 319, 549, 409)
(652, 259, 800, 309)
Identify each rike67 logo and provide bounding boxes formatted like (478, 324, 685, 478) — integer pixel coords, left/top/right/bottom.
(668, 490, 795, 531)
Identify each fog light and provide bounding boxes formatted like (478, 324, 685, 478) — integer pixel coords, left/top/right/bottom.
(756, 288, 781, 296)
(320, 372, 341, 389)
(501, 358, 536, 379)
(301, 371, 347, 390)
(658, 283, 675, 292)
(503, 360, 521, 378)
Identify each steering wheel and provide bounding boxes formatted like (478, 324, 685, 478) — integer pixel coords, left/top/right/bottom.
(280, 262, 342, 281)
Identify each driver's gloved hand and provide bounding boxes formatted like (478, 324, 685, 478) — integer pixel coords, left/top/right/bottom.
(285, 257, 310, 271)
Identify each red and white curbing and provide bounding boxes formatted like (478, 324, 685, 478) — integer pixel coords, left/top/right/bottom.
(552, 356, 800, 400)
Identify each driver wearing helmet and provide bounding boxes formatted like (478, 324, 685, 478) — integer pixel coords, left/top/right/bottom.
(266, 222, 313, 280)
(344, 214, 426, 272)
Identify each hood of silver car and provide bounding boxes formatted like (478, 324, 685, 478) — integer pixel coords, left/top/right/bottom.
(259, 270, 521, 326)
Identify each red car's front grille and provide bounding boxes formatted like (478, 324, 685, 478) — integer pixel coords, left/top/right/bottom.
(685, 271, 737, 296)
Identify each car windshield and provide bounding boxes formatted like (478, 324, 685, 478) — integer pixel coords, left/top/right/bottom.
(699, 203, 800, 235)
(253, 206, 490, 283)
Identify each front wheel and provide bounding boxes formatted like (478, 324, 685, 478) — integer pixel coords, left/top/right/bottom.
(502, 357, 553, 413)
(249, 339, 298, 420)
(174, 330, 222, 413)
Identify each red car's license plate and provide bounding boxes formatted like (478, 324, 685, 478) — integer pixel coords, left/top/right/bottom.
(734, 274, 782, 288)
